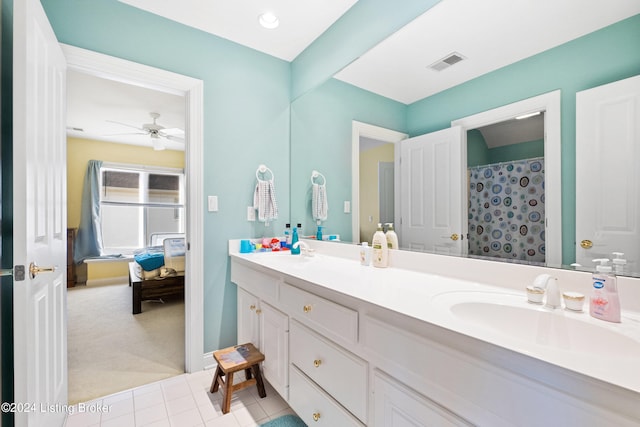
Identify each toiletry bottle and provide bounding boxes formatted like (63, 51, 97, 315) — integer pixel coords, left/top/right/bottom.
(371, 223, 389, 268)
(360, 242, 371, 266)
(291, 225, 300, 255)
(284, 223, 291, 249)
(316, 226, 323, 241)
(385, 223, 399, 249)
(612, 252, 627, 275)
(589, 259, 621, 323)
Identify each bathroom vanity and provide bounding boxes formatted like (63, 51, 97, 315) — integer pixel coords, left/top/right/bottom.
(229, 240, 640, 426)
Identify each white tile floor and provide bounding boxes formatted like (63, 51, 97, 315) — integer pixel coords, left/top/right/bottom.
(64, 369, 296, 427)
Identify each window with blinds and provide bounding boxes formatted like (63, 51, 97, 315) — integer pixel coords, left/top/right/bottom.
(100, 165, 184, 254)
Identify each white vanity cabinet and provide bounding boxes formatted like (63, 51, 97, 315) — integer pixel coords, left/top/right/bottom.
(237, 287, 260, 348)
(231, 255, 640, 427)
(233, 266, 289, 399)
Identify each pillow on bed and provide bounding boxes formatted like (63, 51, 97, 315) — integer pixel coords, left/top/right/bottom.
(134, 252, 165, 271)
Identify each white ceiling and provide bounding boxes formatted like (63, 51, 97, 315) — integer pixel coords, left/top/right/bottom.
(334, 0, 640, 104)
(68, 0, 640, 149)
(117, 0, 358, 62)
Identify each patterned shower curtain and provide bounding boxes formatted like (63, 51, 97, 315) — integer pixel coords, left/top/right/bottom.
(468, 157, 545, 263)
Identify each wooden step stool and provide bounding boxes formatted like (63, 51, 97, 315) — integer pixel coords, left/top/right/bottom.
(210, 343, 266, 414)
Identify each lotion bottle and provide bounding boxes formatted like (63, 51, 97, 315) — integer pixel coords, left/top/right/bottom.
(371, 223, 388, 268)
(385, 223, 399, 249)
(589, 259, 621, 323)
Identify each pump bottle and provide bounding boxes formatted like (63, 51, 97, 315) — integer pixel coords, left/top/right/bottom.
(371, 223, 389, 268)
(589, 258, 621, 323)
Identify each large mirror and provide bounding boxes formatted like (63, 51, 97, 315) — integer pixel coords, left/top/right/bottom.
(289, 1, 640, 276)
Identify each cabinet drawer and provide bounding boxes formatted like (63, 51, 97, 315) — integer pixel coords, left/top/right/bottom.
(289, 365, 364, 427)
(280, 282, 358, 344)
(374, 370, 472, 426)
(231, 260, 279, 302)
(290, 321, 367, 423)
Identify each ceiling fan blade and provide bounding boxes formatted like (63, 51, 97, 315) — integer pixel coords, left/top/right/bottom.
(103, 131, 148, 136)
(106, 119, 146, 132)
(162, 134, 185, 143)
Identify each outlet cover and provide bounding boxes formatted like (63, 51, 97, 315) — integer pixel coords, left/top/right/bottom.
(247, 206, 256, 221)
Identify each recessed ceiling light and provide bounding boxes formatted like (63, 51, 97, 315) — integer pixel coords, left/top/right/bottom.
(259, 12, 279, 29)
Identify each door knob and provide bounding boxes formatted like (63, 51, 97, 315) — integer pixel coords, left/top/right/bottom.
(450, 233, 459, 241)
(29, 263, 57, 279)
(580, 240, 593, 249)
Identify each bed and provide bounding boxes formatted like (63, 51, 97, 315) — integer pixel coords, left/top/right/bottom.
(128, 236, 186, 314)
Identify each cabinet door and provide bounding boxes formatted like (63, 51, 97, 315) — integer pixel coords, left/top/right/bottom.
(237, 287, 260, 348)
(373, 370, 472, 427)
(260, 302, 289, 400)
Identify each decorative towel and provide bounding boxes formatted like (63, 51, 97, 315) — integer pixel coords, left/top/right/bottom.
(254, 179, 278, 224)
(312, 183, 328, 222)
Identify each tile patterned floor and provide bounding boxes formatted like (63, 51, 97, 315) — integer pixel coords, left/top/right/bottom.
(64, 369, 295, 427)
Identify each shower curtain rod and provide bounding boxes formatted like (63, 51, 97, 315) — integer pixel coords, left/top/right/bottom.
(468, 156, 544, 171)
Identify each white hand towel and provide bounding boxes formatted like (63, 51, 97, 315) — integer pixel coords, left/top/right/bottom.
(254, 179, 278, 223)
(312, 183, 328, 221)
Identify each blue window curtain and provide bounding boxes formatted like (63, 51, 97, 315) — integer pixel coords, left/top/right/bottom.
(74, 160, 104, 263)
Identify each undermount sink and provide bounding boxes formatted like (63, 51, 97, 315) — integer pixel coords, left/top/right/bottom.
(431, 291, 640, 358)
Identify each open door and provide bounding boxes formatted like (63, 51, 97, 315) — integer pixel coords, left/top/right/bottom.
(399, 126, 464, 255)
(13, 0, 68, 425)
(576, 75, 640, 273)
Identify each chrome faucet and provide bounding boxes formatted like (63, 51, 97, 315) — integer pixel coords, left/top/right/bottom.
(533, 274, 561, 309)
(292, 240, 315, 257)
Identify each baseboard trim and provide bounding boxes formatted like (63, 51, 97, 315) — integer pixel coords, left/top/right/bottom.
(202, 352, 216, 371)
(86, 276, 129, 287)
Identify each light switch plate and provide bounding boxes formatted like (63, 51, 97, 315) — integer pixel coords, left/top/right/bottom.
(208, 195, 218, 212)
(247, 206, 256, 221)
(344, 201, 351, 213)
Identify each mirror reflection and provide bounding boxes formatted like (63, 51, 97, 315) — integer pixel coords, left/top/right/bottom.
(289, 4, 640, 276)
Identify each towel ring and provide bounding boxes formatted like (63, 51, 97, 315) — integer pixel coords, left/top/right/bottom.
(311, 170, 326, 186)
(256, 164, 274, 181)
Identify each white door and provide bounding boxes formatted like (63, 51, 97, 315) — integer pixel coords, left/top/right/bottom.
(400, 127, 464, 255)
(13, 0, 68, 426)
(576, 75, 640, 273)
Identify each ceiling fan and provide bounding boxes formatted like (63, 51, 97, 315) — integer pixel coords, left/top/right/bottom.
(106, 112, 184, 150)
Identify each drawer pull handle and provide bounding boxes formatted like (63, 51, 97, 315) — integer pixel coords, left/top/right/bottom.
(255, 309, 262, 315)
(313, 359, 322, 368)
(249, 304, 256, 310)
(312, 412, 321, 422)
(303, 305, 312, 313)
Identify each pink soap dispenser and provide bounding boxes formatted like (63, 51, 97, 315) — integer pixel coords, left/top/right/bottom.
(589, 258, 621, 323)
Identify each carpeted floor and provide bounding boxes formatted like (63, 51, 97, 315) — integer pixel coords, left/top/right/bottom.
(67, 282, 184, 404)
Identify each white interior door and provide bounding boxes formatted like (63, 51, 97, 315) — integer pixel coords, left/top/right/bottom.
(576, 75, 640, 273)
(14, 0, 68, 426)
(399, 127, 464, 255)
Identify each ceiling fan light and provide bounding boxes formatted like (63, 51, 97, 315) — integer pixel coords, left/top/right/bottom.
(259, 12, 279, 29)
(151, 138, 166, 151)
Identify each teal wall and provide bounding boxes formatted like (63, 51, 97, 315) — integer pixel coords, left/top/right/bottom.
(290, 78, 406, 239)
(41, 0, 291, 353)
(466, 131, 544, 168)
(406, 14, 640, 264)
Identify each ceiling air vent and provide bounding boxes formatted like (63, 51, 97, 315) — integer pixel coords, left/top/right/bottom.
(428, 52, 465, 71)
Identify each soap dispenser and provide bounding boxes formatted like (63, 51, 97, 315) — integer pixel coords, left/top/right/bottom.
(291, 224, 300, 255)
(589, 258, 621, 323)
(371, 223, 388, 268)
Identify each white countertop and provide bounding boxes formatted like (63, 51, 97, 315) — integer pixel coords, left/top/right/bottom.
(230, 243, 640, 394)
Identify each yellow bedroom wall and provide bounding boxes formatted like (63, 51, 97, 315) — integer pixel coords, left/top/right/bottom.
(359, 143, 394, 243)
(67, 137, 185, 282)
